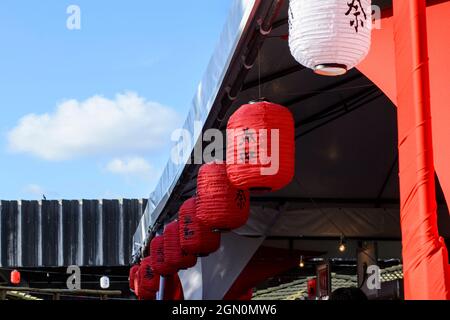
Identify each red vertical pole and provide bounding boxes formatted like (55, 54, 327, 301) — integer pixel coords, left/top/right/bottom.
(393, 0, 450, 300)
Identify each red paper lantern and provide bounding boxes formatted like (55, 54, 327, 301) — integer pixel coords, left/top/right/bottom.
(10, 270, 20, 285)
(150, 235, 177, 276)
(134, 266, 141, 297)
(134, 266, 156, 300)
(308, 278, 317, 300)
(140, 256, 160, 291)
(179, 197, 221, 256)
(226, 101, 295, 192)
(196, 162, 250, 231)
(129, 264, 140, 291)
(164, 221, 197, 270)
(138, 290, 156, 301)
(137, 256, 160, 300)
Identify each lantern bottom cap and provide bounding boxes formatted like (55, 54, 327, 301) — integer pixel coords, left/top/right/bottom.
(249, 187, 273, 193)
(314, 64, 347, 76)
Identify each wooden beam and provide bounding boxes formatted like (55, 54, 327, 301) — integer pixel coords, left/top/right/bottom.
(0, 286, 122, 297)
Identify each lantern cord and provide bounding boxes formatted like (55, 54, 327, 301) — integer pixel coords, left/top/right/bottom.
(258, 49, 262, 99)
(265, 34, 288, 39)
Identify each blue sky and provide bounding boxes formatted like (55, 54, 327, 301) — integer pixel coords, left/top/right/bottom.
(0, 0, 233, 200)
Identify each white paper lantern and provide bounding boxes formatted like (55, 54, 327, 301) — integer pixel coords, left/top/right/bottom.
(100, 276, 110, 289)
(288, 0, 372, 76)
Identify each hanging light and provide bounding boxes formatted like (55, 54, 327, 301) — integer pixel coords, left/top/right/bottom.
(164, 221, 197, 271)
(100, 276, 110, 289)
(226, 101, 295, 192)
(150, 235, 177, 276)
(288, 0, 372, 76)
(179, 197, 221, 256)
(196, 161, 250, 231)
(299, 256, 305, 268)
(129, 264, 140, 291)
(339, 235, 347, 252)
(10, 270, 21, 285)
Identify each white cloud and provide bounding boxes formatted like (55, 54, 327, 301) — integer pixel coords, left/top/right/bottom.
(23, 184, 45, 197)
(105, 156, 153, 179)
(7, 92, 180, 161)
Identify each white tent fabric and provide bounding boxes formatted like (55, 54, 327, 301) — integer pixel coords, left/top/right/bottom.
(235, 205, 402, 238)
(179, 232, 265, 300)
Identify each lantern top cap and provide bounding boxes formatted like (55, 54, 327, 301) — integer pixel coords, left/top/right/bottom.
(249, 98, 270, 104)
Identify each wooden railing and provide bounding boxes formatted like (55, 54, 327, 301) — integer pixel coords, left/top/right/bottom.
(0, 286, 122, 300)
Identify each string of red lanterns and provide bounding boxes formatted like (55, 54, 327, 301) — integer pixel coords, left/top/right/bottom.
(133, 100, 295, 299)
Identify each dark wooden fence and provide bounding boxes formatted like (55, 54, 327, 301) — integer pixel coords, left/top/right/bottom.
(0, 199, 146, 267)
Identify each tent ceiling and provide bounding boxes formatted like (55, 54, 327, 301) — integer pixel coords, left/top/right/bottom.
(174, 0, 448, 236)
(135, 0, 449, 255)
